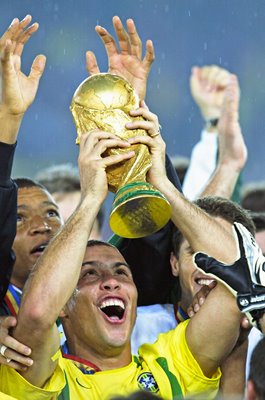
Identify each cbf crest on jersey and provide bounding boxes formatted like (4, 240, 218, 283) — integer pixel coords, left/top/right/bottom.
(137, 372, 159, 392)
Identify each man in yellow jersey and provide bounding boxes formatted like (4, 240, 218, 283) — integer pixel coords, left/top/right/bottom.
(0, 95, 254, 399)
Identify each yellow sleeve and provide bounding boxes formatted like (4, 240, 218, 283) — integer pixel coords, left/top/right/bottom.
(0, 353, 66, 400)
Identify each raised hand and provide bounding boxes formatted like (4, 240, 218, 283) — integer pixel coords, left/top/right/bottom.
(86, 16, 154, 101)
(190, 65, 230, 121)
(78, 130, 134, 203)
(217, 75, 247, 172)
(0, 15, 46, 115)
(126, 101, 167, 189)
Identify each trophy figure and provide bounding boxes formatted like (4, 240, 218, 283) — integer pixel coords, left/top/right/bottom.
(70, 73, 171, 238)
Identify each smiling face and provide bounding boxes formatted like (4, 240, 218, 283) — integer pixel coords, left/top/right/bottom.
(62, 244, 137, 363)
(12, 186, 63, 289)
(170, 240, 216, 311)
(171, 217, 233, 311)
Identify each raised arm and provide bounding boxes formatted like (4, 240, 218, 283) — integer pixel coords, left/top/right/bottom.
(0, 14, 46, 143)
(201, 75, 247, 198)
(0, 15, 45, 302)
(86, 16, 154, 101)
(13, 132, 134, 387)
(183, 65, 231, 200)
(127, 104, 238, 263)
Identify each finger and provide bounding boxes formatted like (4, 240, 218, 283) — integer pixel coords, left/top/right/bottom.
(13, 22, 39, 57)
(241, 316, 251, 330)
(0, 15, 32, 48)
(187, 306, 195, 318)
(128, 135, 163, 150)
(126, 18, 142, 59)
(126, 120, 159, 136)
(79, 130, 120, 150)
(28, 54, 46, 82)
(95, 25, 119, 59)
(0, 18, 19, 50)
(129, 107, 158, 123)
(212, 69, 230, 89)
(0, 39, 13, 63)
(0, 334, 32, 356)
(142, 39, 155, 70)
(12, 15, 33, 40)
(86, 51, 100, 75)
(190, 66, 202, 93)
(93, 137, 132, 157)
(0, 348, 33, 366)
(0, 356, 29, 371)
(112, 16, 131, 55)
(103, 150, 135, 168)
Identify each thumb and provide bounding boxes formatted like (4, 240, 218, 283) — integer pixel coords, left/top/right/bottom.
(194, 252, 210, 268)
(29, 54, 46, 82)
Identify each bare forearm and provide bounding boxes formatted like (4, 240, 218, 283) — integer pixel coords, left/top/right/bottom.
(17, 195, 101, 329)
(186, 284, 242, 377)
(219, 339, 248, 398)
(201, 163, 240, 199)
(0, 112, 24, 144)
(158, 178, 238, 263)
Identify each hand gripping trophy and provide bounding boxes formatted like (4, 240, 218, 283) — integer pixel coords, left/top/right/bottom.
(70, 73, 171, 238)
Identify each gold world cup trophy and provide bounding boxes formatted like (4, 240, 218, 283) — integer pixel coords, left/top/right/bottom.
(70, 73, 171, 238)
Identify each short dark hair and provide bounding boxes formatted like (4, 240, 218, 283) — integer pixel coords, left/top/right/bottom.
(172, 196, 255, 257)
(241, 182, 265, 212)
(250, 212, 265, 233)
(35, 163, 80, 193)
(14, 177, 48, 191)
(248, 336, 265, 399)
(86, 239, 116, 250)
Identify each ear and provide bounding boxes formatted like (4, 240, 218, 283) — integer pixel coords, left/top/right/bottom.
(170, 252, 180, 277)
(246, 380, 258, 400)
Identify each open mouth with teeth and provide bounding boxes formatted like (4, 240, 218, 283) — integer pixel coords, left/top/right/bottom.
(195, 278, 216, 286)
(99, 299, 126, 323)
(30, 243, 48, 256)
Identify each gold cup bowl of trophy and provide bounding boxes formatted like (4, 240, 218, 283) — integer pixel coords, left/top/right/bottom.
(70, 73, 171, 238)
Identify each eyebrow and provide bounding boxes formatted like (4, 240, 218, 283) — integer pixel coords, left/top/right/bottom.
(81, 261, 131, 271)
(17, 201, 59, 210)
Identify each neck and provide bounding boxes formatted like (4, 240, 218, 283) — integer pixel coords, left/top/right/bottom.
(66, 337, 132, 371)
(175, 302, 189, 323)
(179, 299, 189, 313)
(10, 276, 26, 291)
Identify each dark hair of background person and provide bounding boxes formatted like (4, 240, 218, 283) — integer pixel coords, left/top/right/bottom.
(172, 196, 255, 258)
(250, 212, 265, 233)
(241, 182, 265, 213)
(35, 163, 80, 193)
(248, 337, 265, 400)
(110, 391, 159, 400)
(14, 177, 48, 191)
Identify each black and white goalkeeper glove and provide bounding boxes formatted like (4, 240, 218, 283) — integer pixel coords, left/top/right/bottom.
(194, 222, 265, 329)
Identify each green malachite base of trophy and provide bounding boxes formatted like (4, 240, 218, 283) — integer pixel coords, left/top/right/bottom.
(109, 181, 171, 239)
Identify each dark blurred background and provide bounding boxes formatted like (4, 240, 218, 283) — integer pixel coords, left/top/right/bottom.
(2, 0, 265, 233)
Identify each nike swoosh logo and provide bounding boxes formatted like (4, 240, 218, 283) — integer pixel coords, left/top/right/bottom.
(76, 377, 92, 389)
